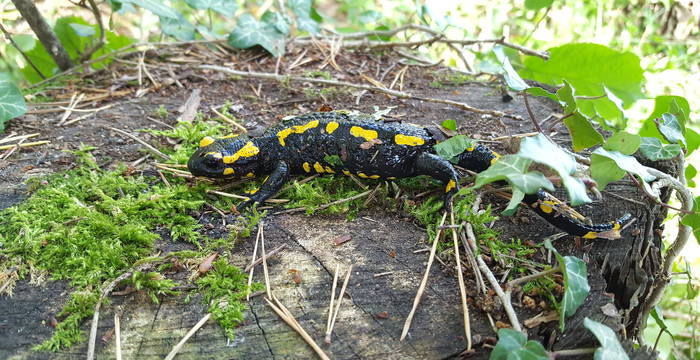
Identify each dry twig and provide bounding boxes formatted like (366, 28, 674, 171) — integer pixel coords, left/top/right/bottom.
(164, 313, 212, 360)
(325, 265, 353, 344)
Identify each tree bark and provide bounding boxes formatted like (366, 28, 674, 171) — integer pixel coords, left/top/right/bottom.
(10, 0, 73, 70)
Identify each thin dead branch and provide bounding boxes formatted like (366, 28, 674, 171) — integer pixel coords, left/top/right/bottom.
(325, 265, 352, 344)
(106, 126, 170, 160)
(164, 313, 212, 360)
(198, 65, 521, 120)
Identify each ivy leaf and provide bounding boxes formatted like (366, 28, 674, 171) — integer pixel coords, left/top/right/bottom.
(0, 73, 27, 132)
(545, 240, 590, 331)
(591, 147, 656, 183)
(519, 43, 644, 106)
(556, 80, 576, 113)
(441, 119, 457, 131)
(160, 13, 196, 40)
(686, 164, 696, 188)
(583, 318, 629, 360)
(686, 128, 700, 156)
(563, 112, 604, 151)
(649, 306, 673, 342)
(590, 153, 626, 190)
(184, 0, 237, 17)
(433, 135, 476, 162)
(604, 132, 640, 155)
(473, 154, 554, 194)
(120, 0, 179, 19)
(494, 46, 529, 91)
(525, 0, 553, 10)
(639, 137, 681, 161)
(657, 113, 686, 147)
(502, 187, 525, 216)
(526, 86, 558, 102)
(490, 328, 549, 360)
(517, 134, 591, 205)
(638, 96, 690, 142)
(288, 0, 320, 34)
(227, 13, 285, 57)
(261, 11, 291, 35)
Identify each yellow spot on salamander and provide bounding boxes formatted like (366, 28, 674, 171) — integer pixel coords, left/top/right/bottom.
(445, 179, 456, 193)
(583, 231, 598, 239)
(220, 134, 239, 139)
(357, 172, 369, 179)
(199, 136, 215, 148)
(223, 141, 260, 164)
(388, 176, 396, 180)
(539, 200, 557, 214)
(205, 152, 223, 159)
(466, 146, 475, 152)
(314, 162, 325, 173)
(276, 120, 320, 146)
(303, 162, 311, 173)
(342, 170, 351, 176)
(490, 151, 501, 164)
(394, 134, 425, 146)
(246, 172, 255, 178)
(613, 222, 621, 230)
(369, 174, 380, 179)
(223, 168, 234, 175)
(246, 189, 258, 194)
(350, 126, 378, 141)
(326, 121, 339, 134)
(324, 166, 335, 174)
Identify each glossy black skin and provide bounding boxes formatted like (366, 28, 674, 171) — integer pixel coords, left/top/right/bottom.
(188, 112, 631, 238)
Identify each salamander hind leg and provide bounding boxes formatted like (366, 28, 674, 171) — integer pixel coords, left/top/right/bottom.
(239, 161, 290, 211)
(415, 152, 460, 211)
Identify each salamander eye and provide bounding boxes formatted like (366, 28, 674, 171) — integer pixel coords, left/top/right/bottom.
(204, 156, 220, 167)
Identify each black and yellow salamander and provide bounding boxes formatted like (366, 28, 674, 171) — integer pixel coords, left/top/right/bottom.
(188, 111, 631, 239)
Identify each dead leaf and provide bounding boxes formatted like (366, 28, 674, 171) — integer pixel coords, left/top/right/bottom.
(375, 311, 389, 319)
(198, 252, 218, 274)
(524, 311, 559, 328)
(334, 235, 352, 246)
(600, 303, 620, 318)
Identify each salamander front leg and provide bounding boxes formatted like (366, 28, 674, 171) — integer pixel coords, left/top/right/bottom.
(238, 161, 290, 211)
(415, 152, 460, 210)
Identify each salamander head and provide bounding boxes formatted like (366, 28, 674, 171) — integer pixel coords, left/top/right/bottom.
(188, 136, 262, 178)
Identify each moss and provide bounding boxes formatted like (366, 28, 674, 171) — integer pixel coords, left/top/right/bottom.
(197, 259, 262, 340)
(303, 70, 332, 79)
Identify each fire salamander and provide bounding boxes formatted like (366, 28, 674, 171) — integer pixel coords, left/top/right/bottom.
(188, 111, 631, 239)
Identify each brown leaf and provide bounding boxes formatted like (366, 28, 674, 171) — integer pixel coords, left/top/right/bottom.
(388, 250, 397, 259)
(495, 321, 511, 329)
(101, 328, 115, 343)
(375, 311, 389, 319)
(288, 269, 302, 285)
(198, 252, 218, 274)
(318, 104, 333, 112)
(334, 235, 352, 246)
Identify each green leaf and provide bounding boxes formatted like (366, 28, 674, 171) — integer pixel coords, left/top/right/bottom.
(184, 0, 237, 17)
(19, 38, 57, 83)
(227, 13, 285, 57)
(604, 132, 640, 155)
(519, 43, 644, 117)
(433, 135, 476, 162)
(359, 10, 382, 24)
(473, 154, 554, 194)
(680, 196, 700, 244)
(556, 80, 576, 113)
(494, 46, 529, 91)
(658, 113, 686, 147)
(545, 240, 590, 331)
(590, 153, 626, 190)
(490, 328, 549, 360)
(502, 187, 525, 216)
(121, 0, 179, 19)
(638, 96, 690, 141)
(262, 11, 291, 35)
(583, 318, 629, 360)
(441, 119, 457, 131)
(68, 23, 96, 37)
(591, 147, 656, 183)
(563, 112, 604, 151)
(686, 128, 700, 156)
(639, 137, 681, 161)
(524, 0, 553, 10)
(0, 73, 27, 132)
(517, 134, 591, 205)
(649, 306, 670, 332)
(686, 164, 696, 188)
(526, 86, 558, 102)
(288, 0, 320, 34)
(160, 13, 196, 40)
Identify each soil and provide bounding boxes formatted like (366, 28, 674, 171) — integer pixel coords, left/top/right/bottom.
(0, 43, 661, 359)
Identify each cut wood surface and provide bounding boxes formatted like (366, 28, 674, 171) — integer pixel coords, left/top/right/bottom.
(0, 44, 664, 359)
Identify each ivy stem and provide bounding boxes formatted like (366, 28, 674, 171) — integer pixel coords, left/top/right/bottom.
(522, 91, 544, 134)
(551, 347, 597, 357)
